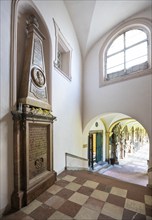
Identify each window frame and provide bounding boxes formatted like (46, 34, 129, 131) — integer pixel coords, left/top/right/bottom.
(53, 19, 72, 81)
(99, 18, 152, 87)
(106, 29, 148, 76)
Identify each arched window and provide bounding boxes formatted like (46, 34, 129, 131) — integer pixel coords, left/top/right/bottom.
(106, 29, 148, 79)
(99, 19, 152, 86)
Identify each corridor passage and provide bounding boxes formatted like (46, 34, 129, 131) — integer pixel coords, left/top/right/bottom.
(103, 143, 149, 186)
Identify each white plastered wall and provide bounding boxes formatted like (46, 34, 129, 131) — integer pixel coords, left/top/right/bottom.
(0, 0, 13, 215)
(32, 0, 83, 174)
(0, 0, 82, 215)
(82, 8, 152, 185)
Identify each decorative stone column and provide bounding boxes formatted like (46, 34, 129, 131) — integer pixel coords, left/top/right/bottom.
(147, 139, 152, 188)
(105, 131, 110, 162)
(147, 167, 152, 188)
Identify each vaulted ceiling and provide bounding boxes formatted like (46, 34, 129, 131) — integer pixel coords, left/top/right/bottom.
(64, 0, 151, 58)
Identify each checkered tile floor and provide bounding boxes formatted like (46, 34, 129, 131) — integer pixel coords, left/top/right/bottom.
(2, 170, 152, 220)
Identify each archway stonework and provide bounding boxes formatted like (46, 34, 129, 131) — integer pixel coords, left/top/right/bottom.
(83, 112, 151, 187)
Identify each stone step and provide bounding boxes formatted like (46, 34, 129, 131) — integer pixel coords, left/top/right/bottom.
(89, 162, 110, 173)
(97, 164, 113, 174)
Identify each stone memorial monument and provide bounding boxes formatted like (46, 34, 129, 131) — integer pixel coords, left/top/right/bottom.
(11, 15, 56, 210)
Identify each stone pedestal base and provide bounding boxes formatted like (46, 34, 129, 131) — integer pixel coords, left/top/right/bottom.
(26, 171, 56, 205)
(147, 167, 152, 189)
(11, 172, 56, 210)
(11, 191, 24, 210)
(11, 110, 56, 210)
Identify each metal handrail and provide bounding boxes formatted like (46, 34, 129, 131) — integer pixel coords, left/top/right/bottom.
(65, 152, 88, 170)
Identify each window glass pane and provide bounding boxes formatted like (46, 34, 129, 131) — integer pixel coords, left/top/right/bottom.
(107, 52, 124, 69)
(105, 28, 149, 79)
(107, 34, 124, 56)
(126, 29, 147, 47)
(126, 42, 147, 63)
(107, 64, 124, 74)
(126, 56, 147, 69)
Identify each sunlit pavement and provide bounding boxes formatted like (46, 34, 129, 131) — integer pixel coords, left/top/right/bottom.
(103, 143, 149, 186)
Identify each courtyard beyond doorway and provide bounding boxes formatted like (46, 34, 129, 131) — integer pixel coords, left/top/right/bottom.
(100, 143, 149, 186)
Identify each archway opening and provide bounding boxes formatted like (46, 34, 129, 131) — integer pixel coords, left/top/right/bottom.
(83, 113, 150, 186)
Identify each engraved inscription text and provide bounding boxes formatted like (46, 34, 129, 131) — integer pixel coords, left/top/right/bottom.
(29, 124, 48, 179)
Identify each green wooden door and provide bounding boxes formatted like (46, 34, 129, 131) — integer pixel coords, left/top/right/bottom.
(96, 132, 103, 162)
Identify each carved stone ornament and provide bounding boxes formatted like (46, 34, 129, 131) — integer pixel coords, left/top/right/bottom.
(26, 15, 39, 30)
(11, 108, 57, 210)
(31, 67, 45, 88)
(11, 15, 56, 211)
(19, 15, 50, 110)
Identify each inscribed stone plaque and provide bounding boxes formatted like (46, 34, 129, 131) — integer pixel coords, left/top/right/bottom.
(29, 124, 48, 179)
(33, 39, 43, 68)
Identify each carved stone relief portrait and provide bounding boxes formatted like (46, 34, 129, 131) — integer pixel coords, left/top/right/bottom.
(31, 67, 45, 87)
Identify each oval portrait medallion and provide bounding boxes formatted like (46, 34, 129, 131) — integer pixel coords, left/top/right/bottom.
(31, 67, 45, 87)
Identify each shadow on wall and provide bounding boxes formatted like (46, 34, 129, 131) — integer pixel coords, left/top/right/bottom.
(2, 0, 53, 215)
(0, 112, 13, 215)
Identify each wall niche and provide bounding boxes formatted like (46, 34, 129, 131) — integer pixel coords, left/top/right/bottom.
(11, 0, 56, 210)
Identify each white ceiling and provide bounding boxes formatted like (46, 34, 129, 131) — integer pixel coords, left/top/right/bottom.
(64, 0, 151, 58)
